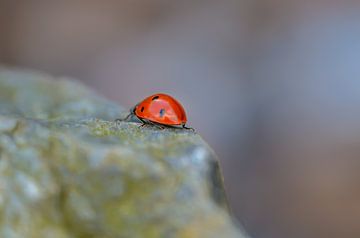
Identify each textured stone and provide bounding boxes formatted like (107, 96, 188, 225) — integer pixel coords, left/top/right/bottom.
(0, 68, 247, 238)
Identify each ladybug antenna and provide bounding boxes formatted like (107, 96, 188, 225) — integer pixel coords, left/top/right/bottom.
(122, 113, 132, 121)
(115, 106, 136, 123)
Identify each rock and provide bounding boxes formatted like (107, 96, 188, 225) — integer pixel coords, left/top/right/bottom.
(0, 67, 247, 238)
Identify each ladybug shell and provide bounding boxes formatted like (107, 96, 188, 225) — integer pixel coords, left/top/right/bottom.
(134, 93, 187, 126)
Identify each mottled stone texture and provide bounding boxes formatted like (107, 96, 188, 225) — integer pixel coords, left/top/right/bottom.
(0, 68, 247, 238)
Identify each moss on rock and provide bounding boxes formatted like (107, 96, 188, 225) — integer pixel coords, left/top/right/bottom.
(0, 68, 247, 238)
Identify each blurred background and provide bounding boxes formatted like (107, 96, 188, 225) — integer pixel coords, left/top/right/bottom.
(1, 1, 360, 237)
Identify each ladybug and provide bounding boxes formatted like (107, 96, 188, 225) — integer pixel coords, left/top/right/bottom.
(116, 93, 194, 130)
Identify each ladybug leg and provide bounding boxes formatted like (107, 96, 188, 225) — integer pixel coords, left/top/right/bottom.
(138, 117, 148, 128)
(136, 117, 164, 130)
(138, 118, 164, 129)
(139, 119, 164, 130)
(146, 121, 165, 130)
(182, 124, 195, 132)
(152, 123, 165, 130)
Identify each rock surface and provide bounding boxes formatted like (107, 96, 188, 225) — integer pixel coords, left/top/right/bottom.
(0, 68, 247, 238)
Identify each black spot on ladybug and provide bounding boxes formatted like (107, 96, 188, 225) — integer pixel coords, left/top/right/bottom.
(141, 107, 145, 112)
(159, 108, 165, 117)
(152, 95, 159, 100)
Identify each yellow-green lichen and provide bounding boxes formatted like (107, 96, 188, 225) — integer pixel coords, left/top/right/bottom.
(0, 68, 247, 238)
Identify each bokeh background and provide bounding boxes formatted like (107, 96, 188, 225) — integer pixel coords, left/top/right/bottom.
(1, 1, 360, 238)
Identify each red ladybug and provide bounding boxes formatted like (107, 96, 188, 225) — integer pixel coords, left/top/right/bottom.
(117, 93, 194, 130)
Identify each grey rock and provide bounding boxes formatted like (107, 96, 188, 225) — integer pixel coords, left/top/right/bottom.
(0, 67, 247, 238)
